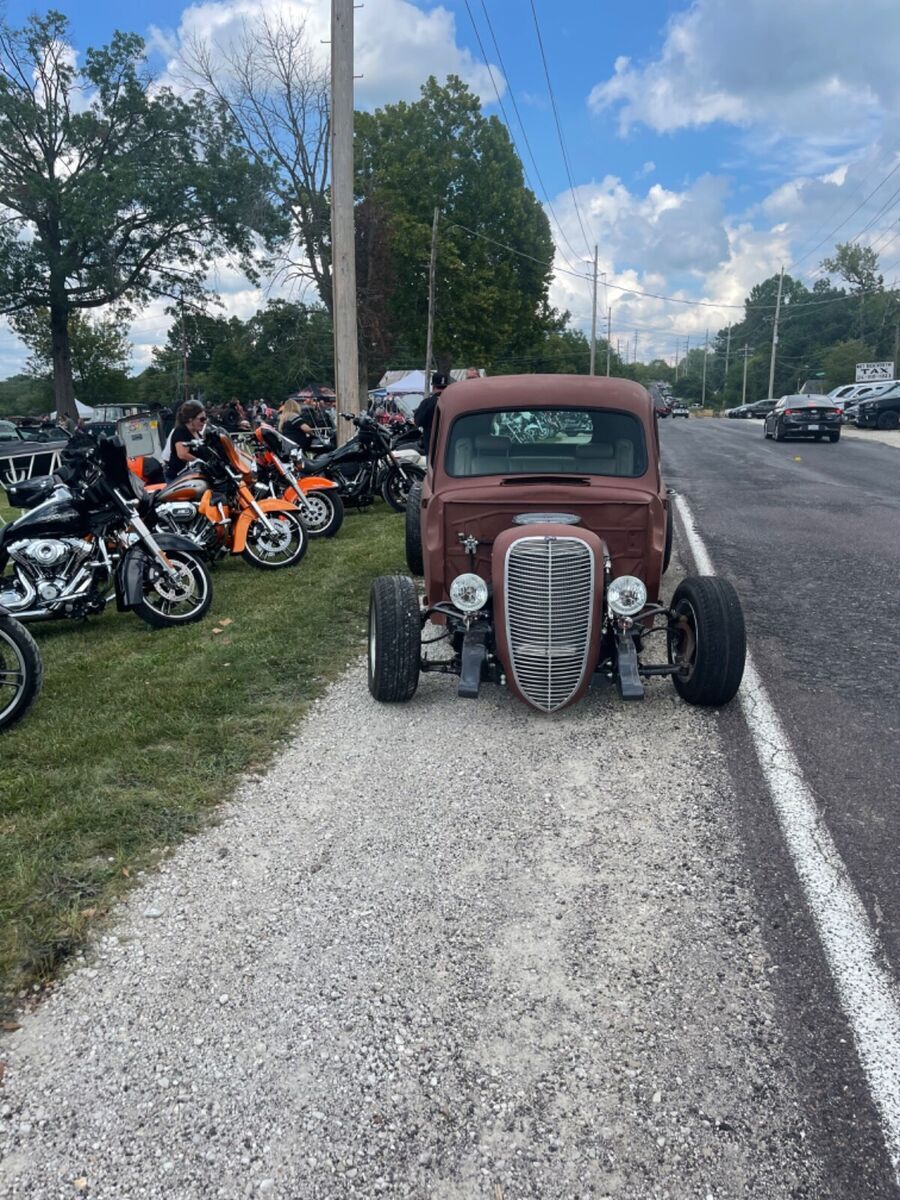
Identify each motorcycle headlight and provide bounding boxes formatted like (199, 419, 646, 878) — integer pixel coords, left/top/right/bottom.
(607, 575, 647, 617)
(449, 573, 488, 613)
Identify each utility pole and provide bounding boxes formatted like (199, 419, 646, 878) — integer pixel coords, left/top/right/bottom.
(767, 265, 785, 401)
(701, 328, 709, 406)
(423, 206, 439, 399)
(893, 321, 900, 380)
(633, 330, 639, 365)
(674, 337, 680, 380)
(724, 323, 732, 382)
(589, 245, 598, 376)
(616, 338, 621, 363)
(330, 0, 359, 445)
(742, 344, 749, 405)
(606, 306, 612, 376)
(180, 296, 188, 403)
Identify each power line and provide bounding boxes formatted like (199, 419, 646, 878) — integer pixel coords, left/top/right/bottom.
(460, 0, 586, 279)
(527, 0, 593, 259)
(446, 217, 900, 316)
(476, 0, 591, 277)
(847, 184, 900, 247)
(787, 157, 900, 273)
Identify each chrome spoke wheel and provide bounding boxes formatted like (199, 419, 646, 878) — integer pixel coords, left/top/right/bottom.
(142, 553, 210, 621)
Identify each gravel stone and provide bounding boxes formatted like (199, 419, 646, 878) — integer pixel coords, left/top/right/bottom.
(0, 548, 826, 1198)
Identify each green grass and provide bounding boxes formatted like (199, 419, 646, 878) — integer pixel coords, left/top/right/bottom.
(0, 504, 406, 1005)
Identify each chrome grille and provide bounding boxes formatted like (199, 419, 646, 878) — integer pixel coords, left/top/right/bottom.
(504, 535, 595, 712)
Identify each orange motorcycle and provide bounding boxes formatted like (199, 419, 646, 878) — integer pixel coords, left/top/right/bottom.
(252, 425, 344, 539)
(142, 426, 308, 568)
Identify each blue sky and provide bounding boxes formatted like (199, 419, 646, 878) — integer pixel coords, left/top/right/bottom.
(2, 0, 899, 375)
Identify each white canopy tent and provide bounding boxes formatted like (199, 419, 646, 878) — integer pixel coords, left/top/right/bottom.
(383, 369, 426, 394)
(377, 369, 426, 416)
(45, 399, 95, 419)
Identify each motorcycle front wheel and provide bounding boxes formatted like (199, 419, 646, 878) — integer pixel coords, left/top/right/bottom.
(382, 465, 425, 512)
(241, 511, 308, 569)
(0, 613, 43, 733)
(299, 489, 344, 538)
(133, 549, 213, 628)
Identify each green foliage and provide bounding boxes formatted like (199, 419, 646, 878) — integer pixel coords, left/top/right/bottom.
(0, 506, 407, 999)
(0, 374, 52, 418)
(9, 307, 133, 407)
(822, 339, 875, 386)
(820, 242, 883, 293)
(709, 255, 898, 403)
(0, 11, 284, 417)
(148, 300, 335, 406)
(355, 77, 556, 377)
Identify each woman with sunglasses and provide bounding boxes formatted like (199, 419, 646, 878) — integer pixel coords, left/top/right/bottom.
(163, 401, 208, 481)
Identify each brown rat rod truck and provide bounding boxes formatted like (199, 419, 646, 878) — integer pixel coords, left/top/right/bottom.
(367, 375, 746, 714)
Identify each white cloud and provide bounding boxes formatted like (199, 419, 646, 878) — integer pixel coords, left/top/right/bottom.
(589, 0, 899, 158)
(154, 0, 502, 110)
(546, 172, 795, 363)
(0, 322, 29, 379)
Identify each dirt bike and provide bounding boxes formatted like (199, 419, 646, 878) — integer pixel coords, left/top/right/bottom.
(0, 607, 42, 732)
(252, 425, 344, 539)
(0, 435, 212, 630)
(144, 425, 308, 569)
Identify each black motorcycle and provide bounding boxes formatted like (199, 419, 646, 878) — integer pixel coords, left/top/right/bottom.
(0, 606, 42, 732)
(0, 435, 213, 629)
(299, 412, 424, 512)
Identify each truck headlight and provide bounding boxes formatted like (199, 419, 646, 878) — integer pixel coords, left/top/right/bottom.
(450, 573, 488, 613)
(607, 575, 647, 617)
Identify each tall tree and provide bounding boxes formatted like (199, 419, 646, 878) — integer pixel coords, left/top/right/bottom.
(820, 243, 883, 294)
(9, 306, 132, 407)
(0, 12, 283, 419)
(355, 77, 556, 379)
(178, 13, 331, 309)
(820, 242, 884, 341)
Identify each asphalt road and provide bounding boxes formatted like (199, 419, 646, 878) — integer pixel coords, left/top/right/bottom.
(660, 415, 900, 1197)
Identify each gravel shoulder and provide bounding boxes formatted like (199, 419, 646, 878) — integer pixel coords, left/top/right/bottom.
(0, 550, 827, 1199)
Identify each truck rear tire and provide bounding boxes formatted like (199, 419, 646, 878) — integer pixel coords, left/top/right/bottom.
(368, 575, 421, 702)
(405, 482, 424, 575)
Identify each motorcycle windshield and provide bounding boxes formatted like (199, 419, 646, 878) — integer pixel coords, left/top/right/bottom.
(98, 435, 144, 500)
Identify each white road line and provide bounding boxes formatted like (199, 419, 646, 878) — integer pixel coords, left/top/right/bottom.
(674, 492, 900, 1185)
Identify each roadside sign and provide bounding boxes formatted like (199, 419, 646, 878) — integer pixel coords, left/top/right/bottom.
(855, 361, 894, 382)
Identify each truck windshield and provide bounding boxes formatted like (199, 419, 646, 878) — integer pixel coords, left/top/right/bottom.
(446, 408, 647, 477)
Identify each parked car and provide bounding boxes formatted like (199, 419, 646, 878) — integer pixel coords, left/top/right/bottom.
(763, 395, 841, 442)
(826, 381, 897, 406)
(853, 385, 900, 430)
(842, 403, 860, 425)
(725, 404, 751, 418)
(671, 403, 690, 418)
(367, 375, 746, 713)
(745, 398, 778, 419)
